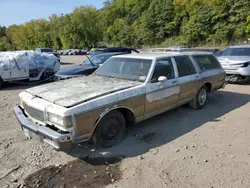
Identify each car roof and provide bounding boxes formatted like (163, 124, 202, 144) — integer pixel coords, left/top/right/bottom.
(113, 51, 213, 60)
(228, 45, 250, 48)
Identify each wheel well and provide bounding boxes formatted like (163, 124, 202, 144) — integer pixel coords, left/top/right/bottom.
(203, 82, 212, 93)
(117, 108, 136, 127)
(97, 108, 136, 128)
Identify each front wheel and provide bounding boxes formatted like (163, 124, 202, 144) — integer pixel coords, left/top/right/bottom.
(92, 111, 126, 148)
(189, 86, 208, 110)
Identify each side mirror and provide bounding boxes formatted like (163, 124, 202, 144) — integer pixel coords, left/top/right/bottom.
(158, 76, 167, 82)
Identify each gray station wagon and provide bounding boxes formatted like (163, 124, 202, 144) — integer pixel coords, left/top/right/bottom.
(14, 52, 226, 151)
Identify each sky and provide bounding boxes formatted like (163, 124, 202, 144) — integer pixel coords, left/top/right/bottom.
(0, 0, 105, 27)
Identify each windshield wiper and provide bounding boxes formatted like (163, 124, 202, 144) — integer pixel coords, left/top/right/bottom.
(85, 55, 95, 67)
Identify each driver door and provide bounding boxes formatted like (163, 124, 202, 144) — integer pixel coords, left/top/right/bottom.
(145, 58, 180, 116)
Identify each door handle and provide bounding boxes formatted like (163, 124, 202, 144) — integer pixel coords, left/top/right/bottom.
(195, 75, 199, 79)
(172, 80, 178, 84)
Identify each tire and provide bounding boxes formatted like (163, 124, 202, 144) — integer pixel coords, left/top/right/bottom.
(189, 86, 208, 110)
(40, 69, 54, 81)
(92, 111, 126, 148)
(0, 77, 3, 89)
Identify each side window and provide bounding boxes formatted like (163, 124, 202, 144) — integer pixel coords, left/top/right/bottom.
(193, 55, 220, 70)
(175, 56, 196, 77)
(151, 59, 175, 83)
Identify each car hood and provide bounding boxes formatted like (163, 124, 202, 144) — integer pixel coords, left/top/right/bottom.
(25, 75, 141, 107)
(218, 56, 250, 64)
(55, 64, 96, 75)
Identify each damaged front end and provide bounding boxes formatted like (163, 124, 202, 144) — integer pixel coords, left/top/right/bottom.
(14, 92, 74, 151)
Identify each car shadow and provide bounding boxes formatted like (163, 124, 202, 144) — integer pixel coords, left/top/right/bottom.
(60, 62, 75, 65)
(69, 90, 250, 160)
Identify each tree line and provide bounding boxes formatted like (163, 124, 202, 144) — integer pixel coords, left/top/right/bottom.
(0, 0, 250, 51)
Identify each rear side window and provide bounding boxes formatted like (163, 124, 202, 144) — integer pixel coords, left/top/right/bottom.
(175, 56, 196, 77)
(193, 55, 220, 70)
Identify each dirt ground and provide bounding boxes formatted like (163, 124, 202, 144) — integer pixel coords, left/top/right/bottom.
(0, 56, 250, 188)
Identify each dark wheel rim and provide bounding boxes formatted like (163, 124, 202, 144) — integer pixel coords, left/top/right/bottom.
(42, 69, 53, 80)
(101, 117, 121, 145)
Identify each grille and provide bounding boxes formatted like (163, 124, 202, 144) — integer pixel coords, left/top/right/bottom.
(23, 102, 44, 122)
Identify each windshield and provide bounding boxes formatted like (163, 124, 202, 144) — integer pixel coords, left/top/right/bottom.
(94, 57, 152, 82)
(41, 48, 53, 52)
(221, 47, 250, 56)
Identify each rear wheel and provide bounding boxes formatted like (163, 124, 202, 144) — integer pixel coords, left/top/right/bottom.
(40, 69, 54, 81)
(92, 111, 126, 148)
(189, 86, 208, 110)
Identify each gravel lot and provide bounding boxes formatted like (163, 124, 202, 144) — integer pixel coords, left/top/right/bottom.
(0, 56, 250, 188)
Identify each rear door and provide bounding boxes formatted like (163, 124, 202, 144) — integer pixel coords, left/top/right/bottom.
(174, 56, 201, 102)
(145, 58, 180, 115)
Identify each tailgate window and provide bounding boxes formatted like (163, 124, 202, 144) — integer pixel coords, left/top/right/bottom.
(193, 55, 220, 71)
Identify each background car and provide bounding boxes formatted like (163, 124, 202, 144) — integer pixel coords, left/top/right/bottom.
(88, 47, 139, 56)
(217, 45, 250, 83)
(68, 49, 78, 55)
(55, 52, 126, 79)
(74, 49, 88, 55)
(58, 50, 64, 55)
(63, 49, 73, 55)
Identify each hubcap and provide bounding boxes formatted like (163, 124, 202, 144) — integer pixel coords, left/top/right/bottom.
(198, 89, 207, 106)
(101, 119, 119, 144)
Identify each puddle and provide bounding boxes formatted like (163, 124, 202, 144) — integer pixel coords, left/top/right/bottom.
(24, 156, 123, 188)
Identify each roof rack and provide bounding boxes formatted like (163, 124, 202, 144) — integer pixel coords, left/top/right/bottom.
(147, 48, 219, 53)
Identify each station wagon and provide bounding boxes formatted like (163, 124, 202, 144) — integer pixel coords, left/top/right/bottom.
(14, 52, 226, 151)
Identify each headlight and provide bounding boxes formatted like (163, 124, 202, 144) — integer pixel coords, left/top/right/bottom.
(48, 113, 73, 128)
(242, 62, 250, 67)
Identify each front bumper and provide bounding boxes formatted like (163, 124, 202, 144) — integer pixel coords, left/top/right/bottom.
(223, 66, 250, 76)
(13, 106, 72, 151)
